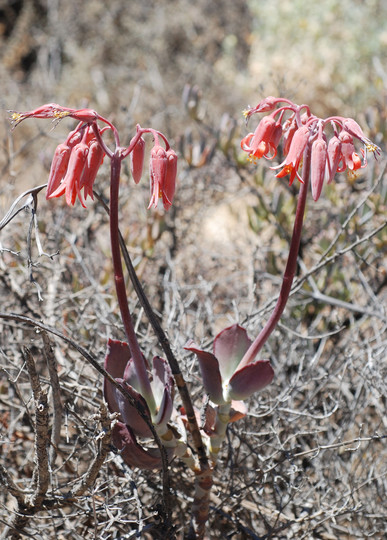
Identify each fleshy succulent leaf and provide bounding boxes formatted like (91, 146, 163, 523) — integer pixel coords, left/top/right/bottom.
(149, 356, 174, 424)
(114, 379, 152, 437)
(184, 340, 224, 404)
(103, 339, 131, 414)
(112, 422, 164, 470)
(213, 325, 252, 382)
(123, 357, 143, 393)
(227, 359, 274, 401)
(153, 385, 174, 427)
(229, 400, 248, 423)
(151, 356, 174, 403)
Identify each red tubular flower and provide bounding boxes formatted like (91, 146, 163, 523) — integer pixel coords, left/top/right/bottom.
(242, 96, 279, 119)
(65, 108, 98, 123)
(79, 139, 105, 200)
(342, 118, 381, 156)
(48, 142, 89, 207)
(339, 130, 362, 171)
(162, 149, 178, 210)
(9, 103, 62, 126)
(46, 143, 72, 198)
(241, 115, 277, 159)
(130, 135, 146, 184)
(148, 145, 167, 209)
(282, 117, 298, 156)
(240, 96, 381, 203)
(310, 136, 327, 201)
(326, 135, 342, 183)
(274, 125, 310, 185)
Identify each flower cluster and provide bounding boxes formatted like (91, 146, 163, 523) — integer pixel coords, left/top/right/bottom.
(9, 104, 178, 210)
(241, 97, 381, 201)
(46, 124, 107, 207)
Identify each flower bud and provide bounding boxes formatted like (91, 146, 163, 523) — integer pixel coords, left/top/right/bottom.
(148, 145, 167, 209)
(130, 135, 145, 184)
(311, 137, 327, 201)
(162, 149, 177, 210)
(46, 143, 71, 198)
(80, 139, 105, 200)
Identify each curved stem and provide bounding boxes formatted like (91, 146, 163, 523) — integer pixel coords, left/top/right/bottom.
(109, 151, 155, 409)
(238, 143, 311, 369)
(91, 123, 114, 159)
(117, 228, 209, 467)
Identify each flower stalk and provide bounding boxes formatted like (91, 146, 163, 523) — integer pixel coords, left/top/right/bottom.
(237, 143, 311, 370)
(109, 151, 155, 406)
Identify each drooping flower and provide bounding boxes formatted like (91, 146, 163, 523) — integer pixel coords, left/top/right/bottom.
(130, 134, 146, 184)
(46, 143, 72, 198)
(148, 144, 167, 209)
(282, 116, 298, 156)
(310, 132, 327, 201)
(162, 148, 178, 210)
(185, 324, 274, 405)
(48, 141, 90, 207)
(46, 126, 106, 207)
(274, 125, 310, 185)
(241, 115, 277, 159)
(338, 130, 363, 172)
(79, 139, 105, 200)
(241, 97, 381, 200)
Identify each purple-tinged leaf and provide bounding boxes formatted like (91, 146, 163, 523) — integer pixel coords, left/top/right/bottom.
(227, 359, 274, 401)
(114, 379, 152, 437)
(153, 386, 174, 427)
(151, 356, 174, 404)
(112, 422, 164, 470)
(103, 339, 131, 414)
(184, 340, 224, 404)
(123, 357, 142, 393)
(213, 325, 252, 382)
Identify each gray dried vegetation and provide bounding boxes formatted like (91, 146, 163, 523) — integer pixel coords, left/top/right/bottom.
(0, 1, 386, 538)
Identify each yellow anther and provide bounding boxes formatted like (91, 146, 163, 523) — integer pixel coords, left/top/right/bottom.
(347, 169, 359, 183)
(53, 110, 70, 119)
(242, 108, 251, 119)
(366, 142, 378, 153)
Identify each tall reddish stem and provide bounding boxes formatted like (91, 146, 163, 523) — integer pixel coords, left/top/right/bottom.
(109, 151, 155, 408)
(238, 143, 311, 370)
